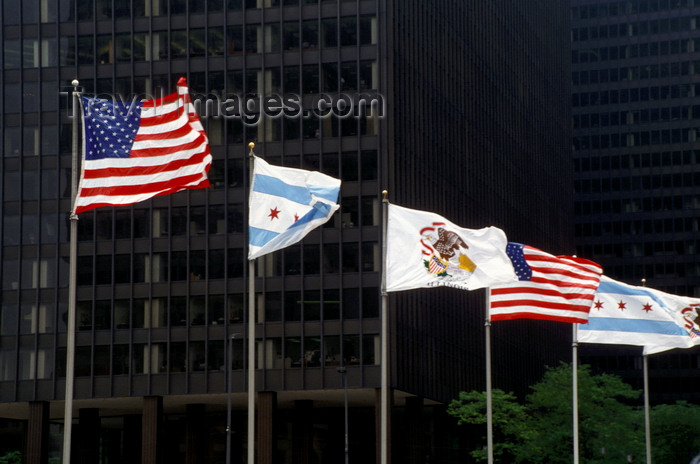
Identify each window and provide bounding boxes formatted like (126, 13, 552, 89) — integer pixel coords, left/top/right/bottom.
(343, 335, 360, 365)
(113, 345, 129, 375)
(171, 30, 188, 58)
(322, 18, 337, 47)
(324, 335, 341, 366)
(265, 23, 281, 52)
(303, 337, 321, 367)
(190, 342, 206, 371)
(302, 20, 318, 49)
(339, 17, 357, 46)
(283, 22, 299, 51)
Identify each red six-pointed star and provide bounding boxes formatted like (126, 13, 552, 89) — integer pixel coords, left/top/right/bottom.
(594, 300, 604, 310)
(617, 300, 627, 311)
(642, 302, 653, 313)
(268, 207, 281, 220)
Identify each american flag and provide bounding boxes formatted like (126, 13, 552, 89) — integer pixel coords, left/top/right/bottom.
(72, 77, 211, 214)
(489, 243, 603, 324)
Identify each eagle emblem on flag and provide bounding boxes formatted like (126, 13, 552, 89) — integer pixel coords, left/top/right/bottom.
(681, 304, 700, 339)
(421, 224, 477, 277)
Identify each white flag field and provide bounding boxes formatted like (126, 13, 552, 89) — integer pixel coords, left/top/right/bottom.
(384, 204, 517, 292)
(578, 275, 700, 354)
(248, 157, 340, 260)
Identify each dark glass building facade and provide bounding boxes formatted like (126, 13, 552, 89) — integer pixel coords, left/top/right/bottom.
(1, 1, 573, 463)
(572, 0, 700, 404)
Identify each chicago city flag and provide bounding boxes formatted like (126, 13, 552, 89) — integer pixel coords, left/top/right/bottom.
(578, 275, 700, 354)
(248, 157, 340, 260)
(73, 77, 211, 214)
(384, 204, 517, 292)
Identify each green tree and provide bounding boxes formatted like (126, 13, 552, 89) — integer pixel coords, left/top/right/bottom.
(448, 363, 646, 463)
(649, 401, 700, 464)
(520, 363, 644, 464)
(447, 389, 532, 462)
(0, 451, 22, 464)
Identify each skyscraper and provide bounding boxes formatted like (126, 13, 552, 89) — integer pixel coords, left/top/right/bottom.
(0, 1, 574, 462)
(572, 0, 700, 403)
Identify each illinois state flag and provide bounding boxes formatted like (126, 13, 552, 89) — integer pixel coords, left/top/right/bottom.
(384, 204, 517, 292)
(72, 78, 211, 214)
(578, 276, 700, 354)
(248, 157, 340, 260)
(489, 243, 603, 323)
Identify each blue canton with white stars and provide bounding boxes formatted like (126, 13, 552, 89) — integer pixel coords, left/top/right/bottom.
(506, 242, 533, 281)
(82, 97, 142, 160)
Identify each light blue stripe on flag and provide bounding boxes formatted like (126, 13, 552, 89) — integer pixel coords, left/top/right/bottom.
(253, 174, 312, 204)
(308, 184, 340, 203)
(583, 317, 688, 336)
(249, 226, 280, 247)
(253, 174, 340, 204)
(288, 202, 333, 230)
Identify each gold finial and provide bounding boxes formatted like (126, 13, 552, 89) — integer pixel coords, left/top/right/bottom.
(382, 190, 389, 202)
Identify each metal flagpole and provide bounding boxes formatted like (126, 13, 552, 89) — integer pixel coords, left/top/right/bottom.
(640, 278, 651, 464)
(226, 333, 238, 464)
(247, 142, 256, 464)
(485, 291, 494, 464)
(572, 324, 580, 464)
(62, 79, 81, 464)
(643, 354, 651, 464)
(380, 191, 389, 464)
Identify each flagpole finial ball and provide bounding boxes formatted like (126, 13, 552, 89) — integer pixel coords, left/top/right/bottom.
(71, 79, 79, 87)
(248, 142, 255, 150)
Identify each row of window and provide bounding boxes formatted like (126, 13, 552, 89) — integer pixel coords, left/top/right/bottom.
(573, 61, 699, 86)
(572, 15, 698, 42)
(572, 0, 698, 20)
(0, 287, 380, 336)
(5, 60, 379, 112)
(571, 258, 700, 295)
(575, 171, 700, 193)
(575, 195, 700, 215)
(573, 128, 697, 150)
(0, 333, 379, 381)
(3, 0, 362, 25)
(574, 105, 700, 130)
(5, 16, 376, 69)
(5, 111, 380, 158)
(573, 83, 697, 108)
(1, 240, 379, 290)
(576, 217, 700, 237)
(574, 149, 699, 170)
(583, 352, 700, 371)
(575, 237, 700, 258)
(2, 154, 376, 210)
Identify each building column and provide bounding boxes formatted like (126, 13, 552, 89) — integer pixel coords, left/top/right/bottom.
(256, 391, 276, 464)
(25, 401, 49, 464)
(405, 397, 424, 464)
(77, 408, 100, 464)
(291, 400, 313, 464)
(186, 404, 207, 464)
(142, 396, 163, 464)
(375, 388, 392, 464)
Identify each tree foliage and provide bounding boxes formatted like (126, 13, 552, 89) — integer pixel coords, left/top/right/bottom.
(520, 363, 643, 464)
(0, 451, 21, 464)
(447, 389, 532, 462)
(650, 401, 700, 464)
(448, 363, 650, 463)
